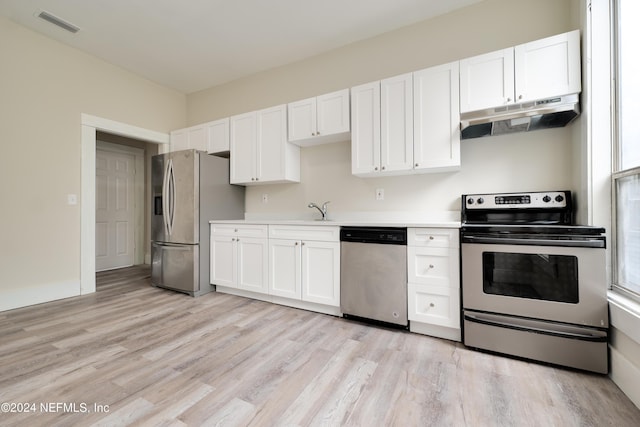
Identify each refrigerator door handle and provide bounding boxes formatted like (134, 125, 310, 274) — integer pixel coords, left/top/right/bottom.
(162, 158, 174, 236)
(169, 159, 176, 235)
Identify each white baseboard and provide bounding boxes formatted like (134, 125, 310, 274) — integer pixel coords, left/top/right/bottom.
(610, 346, 640, 409)
(0, 281, 80, 312)
(215, 286, 341, 316)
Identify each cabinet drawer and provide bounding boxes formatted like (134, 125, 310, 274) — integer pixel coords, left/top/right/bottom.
(408, 283, 460, 328)
(408, 247, 459, 287)
(408, 228, 459, 248)
(269, 225, 339, 242)
(210, 223, 268, 238)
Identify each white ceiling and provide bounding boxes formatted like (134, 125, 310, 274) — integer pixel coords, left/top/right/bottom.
(0, 0, 482, 94)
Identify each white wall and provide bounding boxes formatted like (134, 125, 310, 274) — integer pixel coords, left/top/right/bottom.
(187, 0, 582, 219)
(0, 16, 185, 311)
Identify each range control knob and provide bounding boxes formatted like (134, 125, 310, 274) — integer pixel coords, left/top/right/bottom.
(467, 198, 474, 205)
(555, 195, 564, 203)
(477, 197, 484, 205)
(542, 195, 552, 203)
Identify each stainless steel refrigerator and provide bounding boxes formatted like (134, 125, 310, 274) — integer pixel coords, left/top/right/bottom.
(151, 149, 244, 296)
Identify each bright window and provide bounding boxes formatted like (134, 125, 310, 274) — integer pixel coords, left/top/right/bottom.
(613, 0, 640, 296)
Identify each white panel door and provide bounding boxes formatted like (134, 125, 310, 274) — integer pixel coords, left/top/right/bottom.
(413, 61, 461, 172)
(237, 237, 269, 294)
(210, 235, 236, 287)
(301, 241, 340, 307)
(514, 30, 581, 102)
(257, 105, 287, 182)
(459, 48, 515, 112)
(288, 97, 316, 141)
(269, 239, 302, 299)
(317, 89, 350, 136)
(350, 81, 380, 175)
(95, 148, 135, 271)
(230, 111, 256, 184)
(380, 73, 413, 173)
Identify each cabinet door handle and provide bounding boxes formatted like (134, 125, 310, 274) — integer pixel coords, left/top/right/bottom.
(295, 242, 299, 246)
(415, 163, 419, 167)
(374, 166, 379, 171)
(518, 94, 523, 100)
(429, 303, 435, 308)
(429, 236, 434, 240)
(381, 166, 386, 171)
(429, 264, 435, 269)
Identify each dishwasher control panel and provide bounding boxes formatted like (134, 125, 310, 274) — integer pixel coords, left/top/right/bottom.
(340, 227, 407, 245)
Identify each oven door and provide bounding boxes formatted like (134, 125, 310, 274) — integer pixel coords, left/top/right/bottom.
(461, 241, 608, 328)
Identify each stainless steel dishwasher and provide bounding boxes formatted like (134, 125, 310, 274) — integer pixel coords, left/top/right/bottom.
(340, 227, 408, 327)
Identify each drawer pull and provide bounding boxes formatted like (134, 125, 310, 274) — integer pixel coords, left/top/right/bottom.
(429, 303, 435, 307)
(429, 236, 434, 240)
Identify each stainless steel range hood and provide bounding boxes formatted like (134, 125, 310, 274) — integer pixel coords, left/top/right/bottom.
(460, 94, 580, 140)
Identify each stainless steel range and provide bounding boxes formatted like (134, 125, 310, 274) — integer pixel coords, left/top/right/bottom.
(460, 190, 609, 373)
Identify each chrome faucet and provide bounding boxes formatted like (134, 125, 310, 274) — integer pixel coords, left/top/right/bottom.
(308, 201, 330, 220)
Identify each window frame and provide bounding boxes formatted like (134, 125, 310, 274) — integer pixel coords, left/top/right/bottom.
(611, 0, 640, 300)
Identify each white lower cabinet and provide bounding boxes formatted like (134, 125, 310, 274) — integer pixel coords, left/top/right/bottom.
(210, 224, 269, 295)
(407, 228, 461, 341)
(269, 226, 340, 311)
(211, 223, 462, 340)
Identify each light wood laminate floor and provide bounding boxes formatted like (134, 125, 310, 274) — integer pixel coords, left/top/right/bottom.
(0, 265, 638, 426)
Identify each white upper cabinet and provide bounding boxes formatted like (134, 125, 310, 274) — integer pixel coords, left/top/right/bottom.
(514, 30, 581, 103)
(206, 118, 230, 155)
(170, 125, 207, 152)
(230, 105, 300, 185)
(351, 65, 460, 177)
(170, 129, 188, 152)
(170, 119, 227, 154)
(413, 62, 460, 173)
(459, 48, 514, 113)
(351, 73, 413, 176)
(460, 30, 581, 113)
(288, 89, 350, 146)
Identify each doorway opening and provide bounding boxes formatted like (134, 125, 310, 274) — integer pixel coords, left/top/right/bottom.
(95, 133, 158, 272)
(81, 114, 169, 295)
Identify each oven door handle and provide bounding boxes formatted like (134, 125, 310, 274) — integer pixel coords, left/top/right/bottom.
(461, 235, 605, 248)
(464, 311, 608, 342)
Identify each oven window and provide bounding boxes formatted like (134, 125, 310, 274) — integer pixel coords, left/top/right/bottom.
(482, 252, 579, 303)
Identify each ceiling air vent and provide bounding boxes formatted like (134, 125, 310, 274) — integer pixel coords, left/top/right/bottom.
(37, 10, 80, 33)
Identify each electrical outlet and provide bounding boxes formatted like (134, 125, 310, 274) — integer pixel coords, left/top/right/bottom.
(375, 188, 384, 200)
(262, 193, 268, 204)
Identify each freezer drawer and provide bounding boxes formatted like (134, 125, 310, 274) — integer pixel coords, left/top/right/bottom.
(151, 242, 201, 295)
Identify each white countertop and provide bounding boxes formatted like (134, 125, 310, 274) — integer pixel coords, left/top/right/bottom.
(209, 211, 461, 228)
